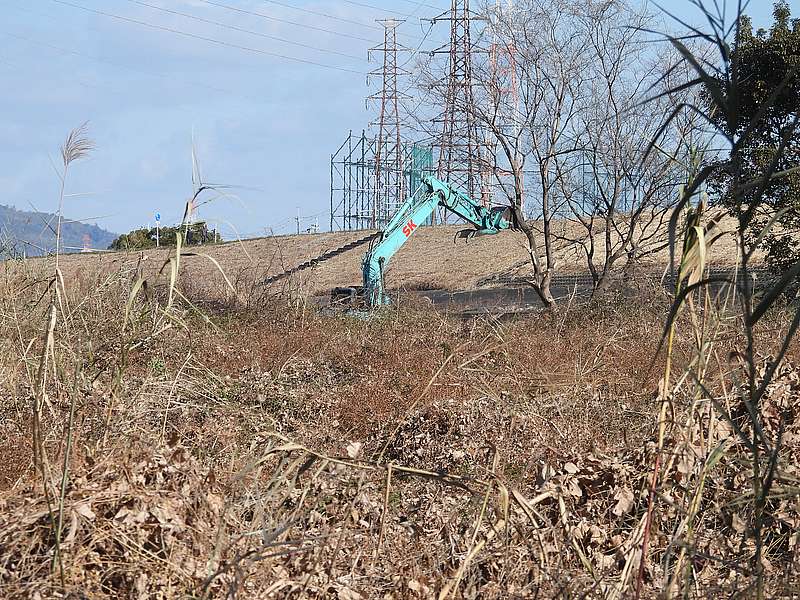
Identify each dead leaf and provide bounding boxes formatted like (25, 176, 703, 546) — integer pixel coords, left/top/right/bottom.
(732, 513, 747, 534)
(346, 441, 363, 459)
(612, 487, 635, 517)
(73, 502, 96, 520)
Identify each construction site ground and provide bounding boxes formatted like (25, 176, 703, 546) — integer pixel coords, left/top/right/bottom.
(26, 219, 751, 312)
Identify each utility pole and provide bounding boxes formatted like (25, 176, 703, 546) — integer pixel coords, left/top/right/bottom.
(431, 0, 487, 212)
(296, 207, 300, 235)
(369, 19, 411, 229)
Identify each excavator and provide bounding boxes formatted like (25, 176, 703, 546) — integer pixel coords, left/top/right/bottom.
(262, 175, 517, 308)
(332, 175, 516, 307)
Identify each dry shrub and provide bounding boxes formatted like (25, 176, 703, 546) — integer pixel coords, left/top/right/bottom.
(1, 240, 799, 598)
(0, 443, 224, 598)
(2, 352, 798, 598)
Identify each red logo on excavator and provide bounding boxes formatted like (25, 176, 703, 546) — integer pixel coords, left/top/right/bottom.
(402, 220, 418, 237)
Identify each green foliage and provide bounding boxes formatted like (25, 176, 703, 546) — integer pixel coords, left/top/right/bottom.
(108, 222, 221, 251)
(710, 1, 800, 271)
(109, 228, 153, 251)
(650, 2, 800, 595)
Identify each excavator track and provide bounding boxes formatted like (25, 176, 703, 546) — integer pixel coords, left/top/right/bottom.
(262, 231, 380, 286)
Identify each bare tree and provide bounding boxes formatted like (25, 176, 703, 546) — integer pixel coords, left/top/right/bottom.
(466, 0, 594, 309)
(412, 0, 585, 308)
(414, 0, 704, 306)
(553, 1, 699, 295)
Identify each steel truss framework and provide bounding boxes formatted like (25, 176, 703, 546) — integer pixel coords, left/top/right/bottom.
(330, 131, 433, 231)
(483, 0, 522, 210)
(369, 19, 412, 229)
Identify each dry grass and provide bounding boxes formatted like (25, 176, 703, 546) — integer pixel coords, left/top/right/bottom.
(0, 249, 798, 598)
(4, 2, 797, 593)
(30, 212, 753, 301)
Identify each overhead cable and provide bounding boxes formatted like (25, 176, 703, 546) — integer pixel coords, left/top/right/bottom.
(257, 0, 384, 31)
(0, 29, 265, 103)
(254, 0, 427, 41)
(194, 0, 377, 44)
(336, 0, 453, 18)
(48, 0, 366, 74)
(395, 0, 452, 10)
(399, 21, 436, 69)
(124, 0, 363, 60)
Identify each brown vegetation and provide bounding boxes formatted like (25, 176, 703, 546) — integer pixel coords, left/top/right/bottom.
(32, 212, 751, 303)
(1, 5, 797, 592)
(0, 251, 798, 598)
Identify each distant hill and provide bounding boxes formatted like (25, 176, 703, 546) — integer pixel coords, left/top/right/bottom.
(0, 204, 117, 257)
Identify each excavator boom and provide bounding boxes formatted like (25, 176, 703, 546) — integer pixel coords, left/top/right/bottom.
(361, 175, 514, 306)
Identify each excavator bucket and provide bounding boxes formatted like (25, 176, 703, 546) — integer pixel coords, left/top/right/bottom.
(454, 228, 499, 243)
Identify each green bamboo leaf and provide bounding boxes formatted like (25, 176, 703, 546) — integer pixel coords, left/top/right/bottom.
(749, 206, 793, 254)
(650, 275, 733, 371)
(670, 39, 730, 128)
(705, 440, 730, 471)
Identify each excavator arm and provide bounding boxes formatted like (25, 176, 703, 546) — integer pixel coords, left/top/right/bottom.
(362, 175, 515, 306)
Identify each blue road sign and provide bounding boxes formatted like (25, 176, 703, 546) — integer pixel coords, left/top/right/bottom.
(155, 212, 161, 222)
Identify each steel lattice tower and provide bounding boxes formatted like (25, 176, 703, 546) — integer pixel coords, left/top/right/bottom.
(432, 0, 486, 208)
(368, 19, 410, 228)
(486, 0, 521, 209)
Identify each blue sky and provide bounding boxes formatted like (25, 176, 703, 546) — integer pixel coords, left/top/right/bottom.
(0, 0, 784, 243)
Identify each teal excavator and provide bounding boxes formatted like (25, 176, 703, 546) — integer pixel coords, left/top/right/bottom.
(333, 175, 516, 307)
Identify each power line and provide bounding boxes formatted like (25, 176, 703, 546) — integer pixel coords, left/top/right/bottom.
(395, 0, 452, 9)
(0, 28, 266, 104)
(194, 0, 377, 44)
(434, 0, 488, 205)
(47, 0, 366, 75)
(401, 0, 439, 19)
(337, 0, 435, 17)
(123, 0, 363, 61)
(369, 19, 411, 227)
(256, 0, 386, 32)
(5, 3, 288, 104)
(254, 0, 428, 41)
(0, 51, 118, 96)
(399, 21, 436, 69)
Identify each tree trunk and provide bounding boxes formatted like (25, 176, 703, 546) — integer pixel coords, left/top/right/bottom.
(592, 271, 614, 297)
(538, 269, 557, 310)
(512, 205, 558, 310)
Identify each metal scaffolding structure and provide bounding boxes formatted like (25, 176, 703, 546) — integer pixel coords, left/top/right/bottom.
(329, 19, 435, 232)
(330, 131, 376, 231)
(330, 131, 433, 231)
(329, 5, 499, 230)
